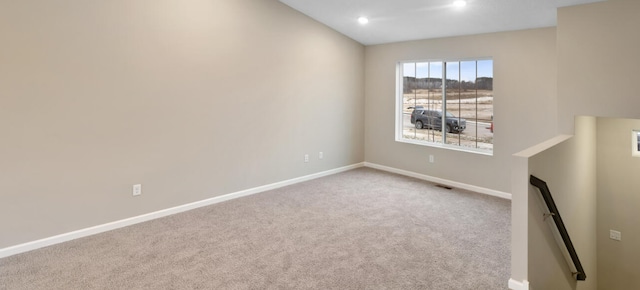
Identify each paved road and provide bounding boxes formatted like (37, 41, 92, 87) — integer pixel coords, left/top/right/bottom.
(402, 114, 492, 137)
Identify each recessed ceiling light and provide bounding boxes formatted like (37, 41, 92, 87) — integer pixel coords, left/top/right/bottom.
(453, 0, 467, 8)
(358, 16, 369, 25)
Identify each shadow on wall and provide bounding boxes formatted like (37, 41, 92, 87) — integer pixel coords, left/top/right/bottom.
(595, 117, 640, 290)
(519, 116, 640, 290)
(511, 116, 595, 290)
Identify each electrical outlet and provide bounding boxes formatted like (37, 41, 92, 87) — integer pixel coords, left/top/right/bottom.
(133, 184, 142, 196)
(304, 154, 309, 163)
(429, 155, 435, 163)
(319, 152, 323, 159)
(610, 230, 621, 241)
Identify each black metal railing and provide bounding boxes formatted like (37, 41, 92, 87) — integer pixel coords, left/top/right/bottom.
(530, 175, 586, 281)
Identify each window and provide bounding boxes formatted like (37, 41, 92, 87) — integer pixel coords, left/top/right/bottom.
(397, 59, 493, 154)
(632, 130, 640, 157)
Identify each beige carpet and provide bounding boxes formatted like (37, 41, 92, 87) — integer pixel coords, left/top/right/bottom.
(0, 168, 511, 289)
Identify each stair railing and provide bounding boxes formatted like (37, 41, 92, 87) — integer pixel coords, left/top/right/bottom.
(530, 175, 586, 281)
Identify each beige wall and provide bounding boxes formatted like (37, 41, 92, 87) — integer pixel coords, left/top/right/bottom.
(527, 116, 597, 290)
(558, 0, 640, 133)
(364, 28, 557, 193)
(553, 0, 640, 289)
(512, 134, 567, 285)
(5, 1, 640, 288)
(524, 116, 640, 290)
(596, 117, 640, 289)
(0, 0, 365, 248)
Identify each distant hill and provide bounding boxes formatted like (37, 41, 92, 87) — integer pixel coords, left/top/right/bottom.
(404, 77, 492, 92)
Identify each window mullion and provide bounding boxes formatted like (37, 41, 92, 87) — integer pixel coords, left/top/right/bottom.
(475, 61, 479, 149)
(457, 61, 461, 146)
(442, 62, 447, 144)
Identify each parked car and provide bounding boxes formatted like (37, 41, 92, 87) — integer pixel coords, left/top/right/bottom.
(410, 109, 466, 133)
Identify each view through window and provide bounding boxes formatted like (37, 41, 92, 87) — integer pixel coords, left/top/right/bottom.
(398, 59, 493, 153)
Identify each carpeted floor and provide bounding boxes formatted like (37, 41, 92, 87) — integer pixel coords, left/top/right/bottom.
(0, 168, 511, 289)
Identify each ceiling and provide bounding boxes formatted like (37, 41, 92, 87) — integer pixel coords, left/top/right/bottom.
(279, 0, 605, 45)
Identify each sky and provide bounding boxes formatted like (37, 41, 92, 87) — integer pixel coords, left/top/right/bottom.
(403, 60, 493, 81)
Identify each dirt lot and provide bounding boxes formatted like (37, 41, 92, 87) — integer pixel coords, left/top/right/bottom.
(402, 129, 493, 151)
(402, 89, 493, 150)
(403, 89, 493, 122)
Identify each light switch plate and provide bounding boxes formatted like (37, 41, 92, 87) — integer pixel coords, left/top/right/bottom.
(610, 230, 621, 241)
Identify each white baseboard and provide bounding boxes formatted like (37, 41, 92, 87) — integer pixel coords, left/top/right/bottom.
(508, 278, 530, 290)
(1, 162, 509, 258)
(0, 163, 365, 259)
(364, 162, 512, 200)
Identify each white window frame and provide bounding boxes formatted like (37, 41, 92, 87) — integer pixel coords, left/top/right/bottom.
(632, 130, 640, 157)
(395, 58, 493, 155)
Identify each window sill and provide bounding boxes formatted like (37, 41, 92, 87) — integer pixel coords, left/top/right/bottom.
(395, 137, 494, 156)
